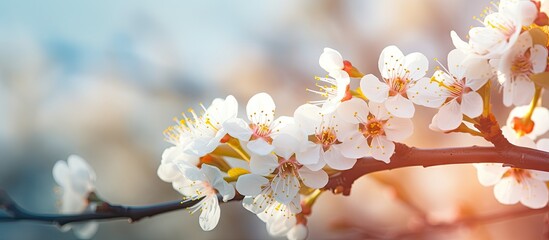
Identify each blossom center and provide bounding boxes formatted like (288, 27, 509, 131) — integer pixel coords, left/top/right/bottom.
(314, 128, 338, 151)
(388, 77, 409, 96)
(504, 168, 531, 183)
(511, 50, 533, 77)
(359, 115, 385, 138)
(250, 123, 273, 142)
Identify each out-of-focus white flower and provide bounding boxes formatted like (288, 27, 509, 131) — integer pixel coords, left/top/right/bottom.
(360, 45, 430, 118)
(427, 49, 492, 131)
(164, 95, 238, 156)
(223, 92, 295, 156)
(173, 164, 235, 231)
(307, 71, 351, 114)
(286, 223, 308, 240)
(506, 106, 549, 139)
(337, 98, 413, 162)
(451, 0, 537, 58)
(294, 104, 359, 170)
(52, 155, 98, 239)
(498, 32, 548, 106)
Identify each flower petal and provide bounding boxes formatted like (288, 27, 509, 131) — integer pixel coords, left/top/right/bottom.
(408, 77, 446, 108)
(199, 196, 221, 231)
(53, 160, 70, 188)
(384, 117, 413, 142)
(520, 178, 548, 209)
(512, 79, 535, 106)
(323, 146, 357, 170)
(247, 138, 275, 156)
(435, 100, 463, 131)
(403, 52, 429, 80)
(236, 174, 269, 196)
(298, 167, 329, 189)
(295, 143, 321, 166)
(319, 48, 344, 73)
(271, 173, 300, 204)
(370, 136, 395, 163)
(379, 45, 404, 78)
(451, 31, 473, 55)
(287, 224, 308, 240)
(223, 118, 253, 141)
(336, 98, 369, 124)
(72, 221, 99, 239)
(531, 44, 549, 73)
(473, 163, 508, 186)
(338, 134, 370, 159)
(493, 177, 522, 205)
(250, 154, 279, 176)
(385, 94, 415, 118)
(67, 155, 95, 195)
(273, 133, 301, 160)
(247, 92, 275, 124)
(360, 74, 389, 103)
(461, 91, 483, 118)
(293, 104, 322, 135)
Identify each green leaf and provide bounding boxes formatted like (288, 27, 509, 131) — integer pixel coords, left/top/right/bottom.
(529, 28, 548, 46)
(531, 72, 549, 89)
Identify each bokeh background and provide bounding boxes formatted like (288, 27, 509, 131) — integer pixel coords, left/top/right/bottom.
(0, 0, 547, 239)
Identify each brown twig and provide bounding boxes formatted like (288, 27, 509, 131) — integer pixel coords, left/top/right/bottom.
(0, 190, 241, 226)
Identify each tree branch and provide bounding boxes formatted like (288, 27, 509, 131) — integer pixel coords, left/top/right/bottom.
(0, 190, 241, 226)
(323, 143, 549, 195)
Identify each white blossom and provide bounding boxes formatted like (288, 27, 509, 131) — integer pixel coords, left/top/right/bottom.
(248, 152, 328, 204)
(52, 155, 98, 239)
(451, 0, 537, 58)
(173, 164, 235, 231)
(427, 49, 492, 131)
(337, 98, 413, 162)
(474, 124, 549, 209)
(223, 92, 296, 156)
(237, 173, 302, 237)
(474, 163, 549, 209)
(498, 31, 548, 106)
(360, 45, 430, 118)
(164, 95, 238, 156)
(294, 103, 359, 170)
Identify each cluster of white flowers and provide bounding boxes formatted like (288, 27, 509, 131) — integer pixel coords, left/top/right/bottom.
(154, 0, 549, 235)
(49, 1, 549, 239)
(447, 0, 549, 209)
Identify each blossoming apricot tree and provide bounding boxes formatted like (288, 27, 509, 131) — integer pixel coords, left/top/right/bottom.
(2, 1, 549, 239)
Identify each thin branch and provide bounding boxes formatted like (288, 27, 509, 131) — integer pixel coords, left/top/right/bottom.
(0, 190, 241, 226)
